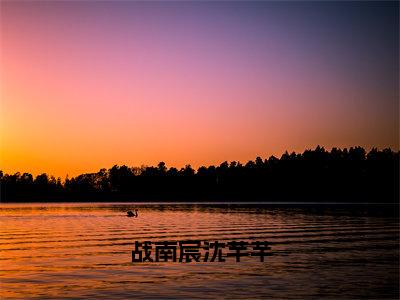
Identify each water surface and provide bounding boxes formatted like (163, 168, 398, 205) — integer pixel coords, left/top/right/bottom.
(0, 203, 398, 299)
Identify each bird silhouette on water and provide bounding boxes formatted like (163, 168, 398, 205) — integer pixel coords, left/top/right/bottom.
(127, 209, 138, 218)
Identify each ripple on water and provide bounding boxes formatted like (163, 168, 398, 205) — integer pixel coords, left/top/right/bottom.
(0, 203, 398, 299)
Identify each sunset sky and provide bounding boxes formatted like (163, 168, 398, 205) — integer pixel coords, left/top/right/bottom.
(1, 1, 398, 178)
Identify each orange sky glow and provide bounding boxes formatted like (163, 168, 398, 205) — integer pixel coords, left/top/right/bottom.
(1, 2, 398, 178)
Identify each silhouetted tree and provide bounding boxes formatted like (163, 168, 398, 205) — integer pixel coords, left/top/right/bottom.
(1, 146, 398, 203)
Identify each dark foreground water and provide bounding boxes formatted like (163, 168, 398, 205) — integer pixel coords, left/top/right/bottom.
(0, 203, 398, 299)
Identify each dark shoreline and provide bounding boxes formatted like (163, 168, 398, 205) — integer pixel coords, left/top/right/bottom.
(1, 199, 399, 204)
(2, 146, 398, 203)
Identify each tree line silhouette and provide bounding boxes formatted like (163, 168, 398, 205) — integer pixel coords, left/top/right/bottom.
(1, 146, 398, 202)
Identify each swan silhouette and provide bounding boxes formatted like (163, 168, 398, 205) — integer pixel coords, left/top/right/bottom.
(127, 210, 138, 218)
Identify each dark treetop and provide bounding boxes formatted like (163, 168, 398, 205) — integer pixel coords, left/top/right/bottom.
(1, 146, 399, 203)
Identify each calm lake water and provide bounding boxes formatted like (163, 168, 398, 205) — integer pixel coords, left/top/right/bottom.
(0, 203, 398, 299)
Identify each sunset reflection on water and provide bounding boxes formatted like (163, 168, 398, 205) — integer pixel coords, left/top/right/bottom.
(0, 203, 398, 299)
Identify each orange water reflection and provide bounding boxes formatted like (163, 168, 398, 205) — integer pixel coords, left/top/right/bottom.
(0, 203, 398, 299)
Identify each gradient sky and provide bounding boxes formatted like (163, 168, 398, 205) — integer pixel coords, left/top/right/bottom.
(1, 1, 399, 177)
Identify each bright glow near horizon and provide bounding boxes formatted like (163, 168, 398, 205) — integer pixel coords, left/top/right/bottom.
(1, 1, 398, 177)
